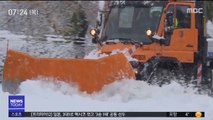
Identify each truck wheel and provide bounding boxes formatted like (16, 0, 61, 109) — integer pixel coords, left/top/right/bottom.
(152, 68, 174, 86)
(2, 79, 21, 94)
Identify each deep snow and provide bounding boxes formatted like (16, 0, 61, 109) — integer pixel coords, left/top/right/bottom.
(0, 21, 213, 120)
(0, 79, 213, 120)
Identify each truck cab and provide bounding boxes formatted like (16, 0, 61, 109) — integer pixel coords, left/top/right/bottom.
(91, 1, 199, 63)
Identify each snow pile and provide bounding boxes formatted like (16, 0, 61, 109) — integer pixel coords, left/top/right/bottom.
(20, 78, 80, 96)
(1, 78, 213, 120)
(84, 48, 107, 59)
(152, 34, 165, 40)
(84, 48, 138, 61)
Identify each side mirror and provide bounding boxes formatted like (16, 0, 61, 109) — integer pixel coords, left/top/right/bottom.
(164, 11, 174, 35)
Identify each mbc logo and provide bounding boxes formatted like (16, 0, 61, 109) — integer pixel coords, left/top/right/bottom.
(187, 8, 203, 14)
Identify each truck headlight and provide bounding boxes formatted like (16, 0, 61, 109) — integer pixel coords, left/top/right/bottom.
(90, 29, 97, 36)
(146, 29, 153, 37)
(134, 68, 139, 74)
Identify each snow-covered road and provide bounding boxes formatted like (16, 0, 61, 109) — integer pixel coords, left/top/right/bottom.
(1, 21, 213, 120)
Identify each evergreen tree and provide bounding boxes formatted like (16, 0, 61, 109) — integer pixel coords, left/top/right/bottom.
(70, 12, 80, 35)
(70, 4, 88, 37)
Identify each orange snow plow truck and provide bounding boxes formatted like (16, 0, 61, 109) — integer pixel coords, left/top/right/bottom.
(3, 0, 213, 94)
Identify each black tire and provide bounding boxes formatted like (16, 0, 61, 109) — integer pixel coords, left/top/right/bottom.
(150, 67, 174, 86)
(146, 62, 188, 86)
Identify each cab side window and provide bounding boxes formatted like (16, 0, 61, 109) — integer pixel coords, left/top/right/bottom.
(175, 5, 191, 28)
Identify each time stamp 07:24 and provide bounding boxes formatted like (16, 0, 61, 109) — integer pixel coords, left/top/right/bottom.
(8, 9, 39, 16)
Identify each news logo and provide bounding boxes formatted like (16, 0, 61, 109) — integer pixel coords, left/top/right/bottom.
(8, 95, 25, 108)
(8, 95, 25, 117)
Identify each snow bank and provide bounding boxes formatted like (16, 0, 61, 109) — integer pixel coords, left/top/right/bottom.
(84, 48, 138, 61)
(0, 30, 27, 51)
(0, 78, 212, 120)
(45, 34, 67, 42)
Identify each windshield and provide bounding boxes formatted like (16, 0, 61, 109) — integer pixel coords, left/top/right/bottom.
(101, 2, 165, 44)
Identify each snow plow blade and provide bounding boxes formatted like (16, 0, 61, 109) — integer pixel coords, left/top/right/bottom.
(3, 49, 135, 93)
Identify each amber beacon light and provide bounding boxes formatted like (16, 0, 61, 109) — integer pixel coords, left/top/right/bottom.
(195, 112, 202, 118)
